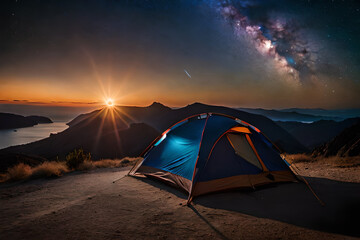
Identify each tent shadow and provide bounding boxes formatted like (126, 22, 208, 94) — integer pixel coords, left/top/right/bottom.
(132, 176, 230, 240)
(133, 175, 360, 237)
(193, 177, 360, 238)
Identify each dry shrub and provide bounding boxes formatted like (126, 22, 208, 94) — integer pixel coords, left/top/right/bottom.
(63, 157, 141, 172)
(77, 160, 94, 171)
(120, 157, 141, 167)
(0, 157, 143, 183)
(325, 156, 360, 168)
(6, 163, 32, 181)
(285, 154, 360, 168)
(91, 157, 142, 169)
(1, 161, 69, 183)
(66, 148, 91, 170)
(283, 153, 314, 164)
(0, 173, 7, 182)
(93, 159, 122, 168)
(31, 161, 69, 178)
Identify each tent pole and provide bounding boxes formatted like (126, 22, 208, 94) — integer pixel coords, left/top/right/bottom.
(187, 114, 210, 204)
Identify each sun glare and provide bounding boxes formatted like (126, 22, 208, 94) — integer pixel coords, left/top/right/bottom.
(106, 98, 114, 107)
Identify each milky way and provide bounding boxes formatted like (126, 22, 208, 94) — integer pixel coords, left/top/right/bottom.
(210, 0, 322, 86)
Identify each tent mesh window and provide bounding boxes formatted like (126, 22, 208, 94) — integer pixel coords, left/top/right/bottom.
(226, 133, 262, 170)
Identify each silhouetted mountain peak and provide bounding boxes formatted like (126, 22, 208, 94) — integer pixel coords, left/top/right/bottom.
(147, 102, 171, 110)
(186, 102, 215, 109)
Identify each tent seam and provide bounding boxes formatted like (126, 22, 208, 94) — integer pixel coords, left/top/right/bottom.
(187, 114, 210, 204)
(245, 134, 269, 172)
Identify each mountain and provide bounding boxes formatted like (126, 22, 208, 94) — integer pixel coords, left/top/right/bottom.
(93, 102, 307, 153)
(277, 118, 360, 150)
(280, 108, 360, 120)
(0, 113, 53, 130)
(313, 121, 360, 157)
(238, 108, 342, 122)
(0, 102, 307, 165)
(67, 102, 171, 128)
(143, 103, 307, 153)
(2, 107, 160, 160)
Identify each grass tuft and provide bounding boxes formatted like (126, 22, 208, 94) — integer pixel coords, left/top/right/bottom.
(6, 163, 32, 181)
(284, 153, 315, 164)
(284, 154, 360, 168)
(80, 157, 141, 170)
(0, 157, 142, 183)
(31, 161, 69, 178)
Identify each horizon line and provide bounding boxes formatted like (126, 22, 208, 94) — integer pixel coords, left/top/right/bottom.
(0, 99, 360, 111)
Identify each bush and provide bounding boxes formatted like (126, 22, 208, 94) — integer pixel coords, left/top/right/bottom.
(6, 163, 32, 181)
(0, 162, 69, 183)
(77, 160, 94, 171)
(31, 161, 69, 178)
(121, 159, 130, 164)
(66, 148, 91, 170)
(0, 156, 142, 183)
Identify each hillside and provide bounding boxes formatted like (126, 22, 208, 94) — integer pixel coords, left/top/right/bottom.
(0, 113, 52, 129)
(280, 108, 360, 120)
(239, 108, 341, 122)
(276, 118, 360, 149)
(67, 102, 307, 154)
(146, 103, 307, 153)
(72, 102, 307, 153)
(313, 121, 360, 157)
(2, 107, 160, 160)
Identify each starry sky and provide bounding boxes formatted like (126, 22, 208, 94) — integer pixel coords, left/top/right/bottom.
(1, 0, 360, 108)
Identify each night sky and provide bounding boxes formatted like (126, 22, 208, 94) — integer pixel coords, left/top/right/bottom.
(1, 0, 360, 108)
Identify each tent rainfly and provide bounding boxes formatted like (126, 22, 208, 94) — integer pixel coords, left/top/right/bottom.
(129, 113, 297, 203)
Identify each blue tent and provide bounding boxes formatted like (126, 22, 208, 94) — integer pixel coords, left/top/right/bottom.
(129, 113, 296, 202)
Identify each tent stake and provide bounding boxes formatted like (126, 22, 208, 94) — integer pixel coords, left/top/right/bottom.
(113, 174, 128, 183)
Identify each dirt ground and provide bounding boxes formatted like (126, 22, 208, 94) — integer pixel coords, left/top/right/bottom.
(0, 162, 359, 240)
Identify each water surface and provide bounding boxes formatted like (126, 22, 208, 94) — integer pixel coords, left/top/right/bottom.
(0, 122, 68, 149)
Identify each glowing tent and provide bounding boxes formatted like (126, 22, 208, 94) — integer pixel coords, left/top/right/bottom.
(129, 113, 297, 202)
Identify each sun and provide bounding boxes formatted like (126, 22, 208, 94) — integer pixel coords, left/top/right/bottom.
(105, 98, 114, 107)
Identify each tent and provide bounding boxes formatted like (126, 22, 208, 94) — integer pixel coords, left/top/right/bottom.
(129, 113, 297, 202)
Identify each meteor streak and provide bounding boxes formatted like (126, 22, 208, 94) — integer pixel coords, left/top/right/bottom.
(184, 69, 192, 79)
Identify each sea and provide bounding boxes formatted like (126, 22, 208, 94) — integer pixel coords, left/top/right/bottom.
(0, 103, 98, 150)
(0, 122, 69, 150)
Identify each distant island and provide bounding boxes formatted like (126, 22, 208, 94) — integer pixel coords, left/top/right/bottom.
(0, 113, 53, 130)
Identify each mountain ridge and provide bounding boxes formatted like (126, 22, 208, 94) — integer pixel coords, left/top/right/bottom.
(277, 118, 360, 150)
(313, 121, 360, 157)
(0, 102, 308, 171)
